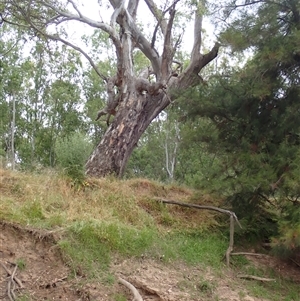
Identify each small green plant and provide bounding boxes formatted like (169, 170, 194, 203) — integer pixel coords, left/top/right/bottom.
(114, 294, 127, 301)
(20, 201, 45, 222)
(197, 279, 214, 296)
(15, 294, 31, 301)
(16, 258, 26, 270)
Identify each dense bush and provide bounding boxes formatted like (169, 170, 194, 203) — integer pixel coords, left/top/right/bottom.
(55, 132, 93, 183)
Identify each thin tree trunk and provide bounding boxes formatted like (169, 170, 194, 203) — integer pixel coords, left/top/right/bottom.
(11, 93, 16, 170)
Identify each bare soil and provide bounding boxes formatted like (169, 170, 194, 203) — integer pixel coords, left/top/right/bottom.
(0, 221, 299, 301)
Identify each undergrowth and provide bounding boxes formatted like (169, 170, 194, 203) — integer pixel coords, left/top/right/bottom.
(1, 168, 299, 301)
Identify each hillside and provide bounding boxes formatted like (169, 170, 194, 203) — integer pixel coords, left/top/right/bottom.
(0, 168, 299, 301)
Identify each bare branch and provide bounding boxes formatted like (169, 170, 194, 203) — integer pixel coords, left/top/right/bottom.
(0, 15, 31, 30)
(0, 40, 20, 57)
(124, 10, 160, 75)
(191, 10, 203, 62)
(145, 0, 180, 35)
(199, 42, 221, 69)
(148, 0, 180, 48)
(153, 197, 242, 228)
(110, 0, 125, 29)
(161, 4, 176, 81)
(231, 252, 270, 256)
(127, 0, 139, 20)
(41, 1, 119, 39)
(144, 0, 168, 34)
(68, 0, 83, 18)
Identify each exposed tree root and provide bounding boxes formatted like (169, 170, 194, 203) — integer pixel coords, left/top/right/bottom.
(231, 252, 270, 256)
(0, 261, 24, 301)
(290, 258, 300, 267)
(153, 198, 242, 266)
(0, 220, 63, 242)
(126, 277, 164, 300)
(118, 277, 143, 301)
(238, 274, 276, 282)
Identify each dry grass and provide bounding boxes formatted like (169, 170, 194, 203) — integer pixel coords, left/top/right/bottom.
(0, 168, 217, 231)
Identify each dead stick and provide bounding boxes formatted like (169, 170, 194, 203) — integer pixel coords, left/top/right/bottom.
(118, 277, 143, 301)
(238, 274, 275, 282)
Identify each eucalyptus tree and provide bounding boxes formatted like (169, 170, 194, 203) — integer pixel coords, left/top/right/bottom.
(2, 0, 220, 177)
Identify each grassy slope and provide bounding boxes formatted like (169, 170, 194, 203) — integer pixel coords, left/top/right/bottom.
(0, 168, 299, 301)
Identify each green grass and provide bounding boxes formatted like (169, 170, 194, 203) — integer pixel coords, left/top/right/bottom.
(245, 279, 300, 301)
(1, 168, 299, 301)
(113, 294, 127, 301)
(230, 254, 300, 301)
(146, 231, 228, 268)
(57, 221, 228, 279)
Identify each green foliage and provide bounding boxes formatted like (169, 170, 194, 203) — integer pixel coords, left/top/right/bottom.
(55, 132, 93, 183)
(178, 0, 300, 251)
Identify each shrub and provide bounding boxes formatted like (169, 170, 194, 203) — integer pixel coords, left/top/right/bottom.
(55, 132, 93, 183)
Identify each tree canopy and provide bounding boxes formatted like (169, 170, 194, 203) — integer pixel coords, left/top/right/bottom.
(178, 0, 300, 253)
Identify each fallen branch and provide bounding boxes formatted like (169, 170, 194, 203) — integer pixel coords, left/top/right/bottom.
(237, 274, 276, 282)
(153, 198, 241, 266)
(231, 252, 269, 256)
(118, 277, 143, 301)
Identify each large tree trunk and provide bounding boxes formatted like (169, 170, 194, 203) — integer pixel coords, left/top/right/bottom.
(86, 83, 168, 177)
